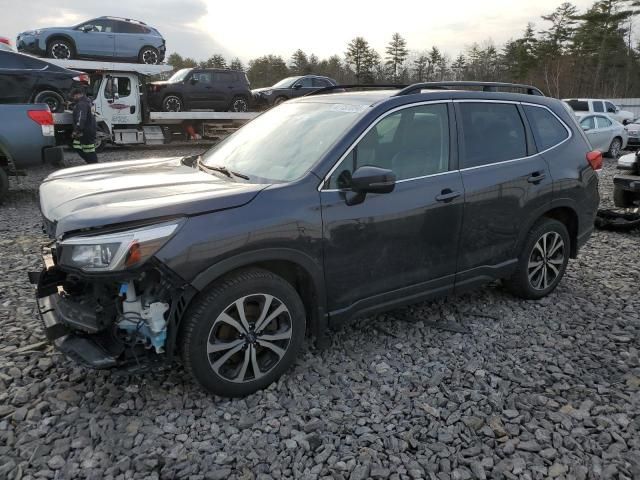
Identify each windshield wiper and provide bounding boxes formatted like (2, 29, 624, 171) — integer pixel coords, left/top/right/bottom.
(197, 158, 250, 180)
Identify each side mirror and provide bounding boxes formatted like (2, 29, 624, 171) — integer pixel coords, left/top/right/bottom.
(623, 119, 630, 125)
(81, 25, 94, 32)
(351, 166, 396, 194)
(581, 124, 592, 131)
(293, 83, 302, 90)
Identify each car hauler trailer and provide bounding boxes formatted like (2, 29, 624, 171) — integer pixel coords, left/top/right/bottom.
(47, 59, 258, 147)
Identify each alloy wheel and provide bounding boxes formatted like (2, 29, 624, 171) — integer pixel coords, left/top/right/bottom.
(51, 43, 71, 60)
(527, 232, 565, 290)
(164, 97, 182, 112)
(232, 98, 248, 112)
(206, 294, 293, 383)
(142, 50, 159, 65)
(43, 96, 59, 113)
(610, 139, 621, 158)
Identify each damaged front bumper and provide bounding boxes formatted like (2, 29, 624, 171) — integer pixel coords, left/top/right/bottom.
(30, 247, 195, 372)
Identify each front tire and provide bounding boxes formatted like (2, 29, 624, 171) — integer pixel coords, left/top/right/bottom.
(139, 47, 160, 65)
(229, 96, 249, 112)
(162, 95, 184, 112)
(47, 39, 74, 60)
(504, 218, 570, 300)
(34, 90, 65, 113)
(607, 137, 623, 158)
(181, 269, 306, 397)
(273, 96, 287, 106)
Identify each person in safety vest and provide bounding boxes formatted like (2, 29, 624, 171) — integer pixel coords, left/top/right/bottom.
(70, 87, 98, 164)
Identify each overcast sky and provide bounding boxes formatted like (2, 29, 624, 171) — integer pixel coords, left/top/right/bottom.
(0, 0, 600, 63)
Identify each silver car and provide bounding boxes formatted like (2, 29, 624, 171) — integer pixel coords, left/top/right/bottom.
(578, 113, 628, 158)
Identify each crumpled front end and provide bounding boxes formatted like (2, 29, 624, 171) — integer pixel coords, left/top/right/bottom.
(31, 245, 195, 372)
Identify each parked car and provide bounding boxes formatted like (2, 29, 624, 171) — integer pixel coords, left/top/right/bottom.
(0, 50, 89, 112)
(577, 113, 628, 158)
(613, 150, 640, 207)
(252, 75, 337, 108)
(0, 36, 14, 52)
(0, 104, 63, 201)
(564, 98, 634, 124)
(33, 82, 600, 397)
(148, 68, 251, 112)
(17, 16, 165, 65)
(624, 117, 640, 148)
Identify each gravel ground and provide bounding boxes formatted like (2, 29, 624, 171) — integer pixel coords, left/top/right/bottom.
(0, 149, 639, 480)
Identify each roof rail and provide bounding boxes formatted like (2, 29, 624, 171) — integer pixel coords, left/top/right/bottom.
(304, 84, 406, 97)
(395, 81, 545, 96)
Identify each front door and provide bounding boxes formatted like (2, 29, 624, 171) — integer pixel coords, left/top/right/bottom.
(290, 76, 316, 99)
(454, 101, 552, 288)
(185, 71, 216, 108)
(320, 102, 464, 315)
(100, 74, 140, 125)
(580, 115, 609, 151)
(73, 19, 116, 58)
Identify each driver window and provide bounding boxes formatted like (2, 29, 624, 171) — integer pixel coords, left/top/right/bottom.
(327, 103, 450, 189)
(192, 72, 213, 83)
(83, 20, 114, 33)
(299, 77, 313, 88)
(605, 102, 617, 113)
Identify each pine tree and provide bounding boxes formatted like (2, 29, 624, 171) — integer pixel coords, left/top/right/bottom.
(230, 57, 245, 71)
(290, 49, 309, 74)
(385, 33, 409, 82)
(345, 37, 373, 82)
(413, 54, 429, 82)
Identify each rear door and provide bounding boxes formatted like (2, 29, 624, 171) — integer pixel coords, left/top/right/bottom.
(214, 71, 237, 108)
(580, 115, 608, 151)
(74, 19, 116, 58)
(320, 102, 464, 314)
(454, 101, 552, 289)
(114, 21, 148, 60)
(0, 51, 40, 103)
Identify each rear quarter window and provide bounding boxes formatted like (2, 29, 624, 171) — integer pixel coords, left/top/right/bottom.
(523, 105, 569, 151)
(566, 100, 589, 112)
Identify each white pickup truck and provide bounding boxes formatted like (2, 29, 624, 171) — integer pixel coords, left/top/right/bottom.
(563, 98, 634, 124)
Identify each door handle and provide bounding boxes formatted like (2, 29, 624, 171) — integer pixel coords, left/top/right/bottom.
(435, 189, 461, 202)
(527, 171, 546, 184)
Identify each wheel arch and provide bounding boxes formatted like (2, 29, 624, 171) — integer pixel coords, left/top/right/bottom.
(45, 34, 76, 52)
(190, 249, 328, 340)
(515, 203, 580, 260)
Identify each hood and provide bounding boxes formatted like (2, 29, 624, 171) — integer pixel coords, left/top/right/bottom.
(40, 157, 269, 237)
(251, 87, 275, 94)
(149, 80, 171, 86)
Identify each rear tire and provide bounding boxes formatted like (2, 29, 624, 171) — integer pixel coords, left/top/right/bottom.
(34, 90, 65, 113)
(138, 47, 160, 65)
(607, 137, 622, 158)
(181, 268, 306, 397)
(47, 39, 74, 60)
(162, 95, 184, 112)
(504, 218, 570, 300)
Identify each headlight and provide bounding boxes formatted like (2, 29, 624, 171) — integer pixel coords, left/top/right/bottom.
(59, 220, 183, 272)
(23, 30, 41, 36)
(261, 90, 273, 96)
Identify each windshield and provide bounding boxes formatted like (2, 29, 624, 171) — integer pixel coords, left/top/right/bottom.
(168, 68, 191, 83)
(272, 76, 301, 89)
(203, 102, 364, 182)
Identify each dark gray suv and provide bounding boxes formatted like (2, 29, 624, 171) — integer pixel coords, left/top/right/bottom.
(32, 82, 600, 398)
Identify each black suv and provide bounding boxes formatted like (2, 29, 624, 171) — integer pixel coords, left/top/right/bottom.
(0, 50, 88, 112)
(33, 82, 600, 398)
(148, 68, 251, 112)
(252, 75, 337, 108)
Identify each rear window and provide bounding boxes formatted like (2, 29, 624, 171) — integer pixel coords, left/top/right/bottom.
(524, 105, 569, 151)
(459, 102, 527, 168)
(566, 100, 589, 112)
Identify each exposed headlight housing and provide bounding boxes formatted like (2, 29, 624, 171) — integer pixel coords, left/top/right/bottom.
(261, 90, 273, 96)
(23, 30, 41, 36)
(59, 220, 183, 272)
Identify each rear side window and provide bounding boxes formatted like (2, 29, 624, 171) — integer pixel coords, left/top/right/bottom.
(313, 78, 331, 87)
(593, 101, 604, 112)
(117, 22, 148, 34)
(459, 102, 527, 168)
(566, 100, 589, 112)
(0, 51, 27, 68)
(213, 72, 233, 82)
(524, 105, 569, 151)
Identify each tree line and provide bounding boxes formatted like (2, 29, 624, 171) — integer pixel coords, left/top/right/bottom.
(167, 0, 640, 98)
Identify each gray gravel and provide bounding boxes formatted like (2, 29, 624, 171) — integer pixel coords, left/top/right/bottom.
(1, 149, 639, 480)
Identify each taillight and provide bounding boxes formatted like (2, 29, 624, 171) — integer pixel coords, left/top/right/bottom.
(586, 150, 603, 171)
(28, 109, 55, 137)
(73, 74, 90, 84)
(0, 37, 11, 46)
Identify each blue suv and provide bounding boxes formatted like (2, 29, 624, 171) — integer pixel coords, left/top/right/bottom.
(17, 16, 165, 64)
